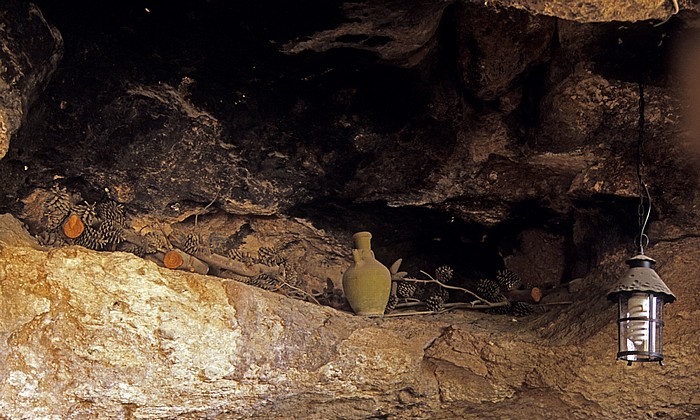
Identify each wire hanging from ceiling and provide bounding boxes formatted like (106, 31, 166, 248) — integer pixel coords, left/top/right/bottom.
(635, 81, 652, 255)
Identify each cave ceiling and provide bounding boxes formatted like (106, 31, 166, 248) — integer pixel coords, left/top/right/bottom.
(0, 0, 698, 278)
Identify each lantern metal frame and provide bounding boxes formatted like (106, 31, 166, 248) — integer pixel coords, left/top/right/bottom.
(605, 81, 677, 366)
(607, 254, 676, 365)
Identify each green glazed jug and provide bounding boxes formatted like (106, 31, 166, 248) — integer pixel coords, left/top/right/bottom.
(342, 231, 391, 316)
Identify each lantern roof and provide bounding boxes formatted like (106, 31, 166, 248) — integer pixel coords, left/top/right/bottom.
(607, 254, 676, 303)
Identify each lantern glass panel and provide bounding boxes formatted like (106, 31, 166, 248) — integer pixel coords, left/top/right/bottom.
(617, 292, 664, 362)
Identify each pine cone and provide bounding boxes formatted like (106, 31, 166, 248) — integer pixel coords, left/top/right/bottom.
(396, 281, 417, 298)
(119, 242, 146, 258)
(97, 201, 126, 226)
(47, 185, 72, 213)
(37, 228, 67, 247)
(143, 231, 166, 254)
(183, 233, 200, 255)
(46, 185, 72, 230)
(98, 220, 124, 246)
(257, 246, 285, 266)
(385, 294, 398, 313)
(496, 269, 521, 292)
(511, 302, 534, 317)
(74, 201, 99, 227)
(425, 293, 446, 312)
(476, 278, 503, 303)
(74, 225, 108, 250)
(228, 249, 254, 264)
(248, 274, 280, 291)
(435, 265, 454, 283)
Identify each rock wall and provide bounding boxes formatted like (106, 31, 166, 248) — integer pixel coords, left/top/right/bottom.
(0, 0, 62, 160)
(1, 0, 700, 418)
(1, 213, 699, 418)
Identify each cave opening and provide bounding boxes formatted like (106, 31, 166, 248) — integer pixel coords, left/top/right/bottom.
(0, 0, 676, 311)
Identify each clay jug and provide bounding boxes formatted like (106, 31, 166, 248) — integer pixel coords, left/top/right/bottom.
(342, 231, 391, 316)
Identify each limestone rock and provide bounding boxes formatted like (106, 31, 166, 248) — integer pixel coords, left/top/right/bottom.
(1, 214, 699, 418)
(493, 0, 690, 23)
(0, 0, 63, 160)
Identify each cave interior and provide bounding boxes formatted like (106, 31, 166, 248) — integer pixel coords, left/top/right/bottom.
(1, 0, 700, 417)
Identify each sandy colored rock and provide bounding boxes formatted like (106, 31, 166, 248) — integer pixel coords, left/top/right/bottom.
(494, 0, 688, 23)
(0, 214, 699, 418)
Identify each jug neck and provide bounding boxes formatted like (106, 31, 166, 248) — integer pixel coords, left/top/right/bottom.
(352, 231, 373, 251)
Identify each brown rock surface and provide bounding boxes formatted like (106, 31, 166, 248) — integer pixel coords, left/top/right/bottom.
(1, 213, 699, 418)
(0, 1, 63, 160)
(1, 2, 700, 417)
(495, 0, 687, 23)
(283, 0, 698, 69)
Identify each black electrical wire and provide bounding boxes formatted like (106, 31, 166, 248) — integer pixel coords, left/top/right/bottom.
(636, 82, 652, 254)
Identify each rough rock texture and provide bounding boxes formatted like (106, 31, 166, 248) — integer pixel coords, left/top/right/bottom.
(494, 0, 690, 23)
(2, 1, 696, 229)
(0, 0, 63, 160)
(63, 83, 292, 217)
(282, 1, 454, 67)
(1, 1, 700, 418)
(454, 5, 555, 100)
(503, 228, 568, 288)
(1, 213, 699, 418)
(282, 0, 699, 66)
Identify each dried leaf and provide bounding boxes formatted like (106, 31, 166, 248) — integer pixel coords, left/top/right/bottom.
(389, 258, 403, 274)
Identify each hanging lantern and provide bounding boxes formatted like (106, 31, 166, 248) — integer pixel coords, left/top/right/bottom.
(607, 254, 676, 365)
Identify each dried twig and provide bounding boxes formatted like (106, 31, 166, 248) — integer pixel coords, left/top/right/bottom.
(395, 301, 424, 309)
(278, 278, 320, 305)
(168, 233, 283, 280)
(401, 271, 496, 306)
(197, 251, 284, 279)
(194, 190, 219, 228)
(381, 310, 437, 318)
(440, 301, 508, 310)
(507, 287, 542, 303)
(382, 300, 510, 317)
(387, 298, 510, 317)
(146, 250, 210, 275)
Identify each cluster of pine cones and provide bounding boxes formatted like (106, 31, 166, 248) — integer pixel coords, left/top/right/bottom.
(40, 185, 127, 251)
(388, 266, 534, 317)
(476, 269, 534, 317)
(227, 246, 301, 296)
(387, 265, 454, 313)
